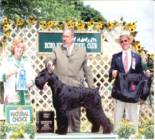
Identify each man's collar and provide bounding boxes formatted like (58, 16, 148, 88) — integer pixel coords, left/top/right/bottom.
(63, 43, 74, 49)
(122, 48, 131, 54)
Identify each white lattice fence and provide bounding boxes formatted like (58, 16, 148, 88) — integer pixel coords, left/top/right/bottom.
(2, 24, 154, 132)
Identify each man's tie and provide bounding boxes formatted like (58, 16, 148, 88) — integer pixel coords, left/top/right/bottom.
(124, 52, 128, 73)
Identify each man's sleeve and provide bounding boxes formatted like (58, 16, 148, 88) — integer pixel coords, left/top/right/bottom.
(83, 55, 94, 89)
(109, 54, 116, 82)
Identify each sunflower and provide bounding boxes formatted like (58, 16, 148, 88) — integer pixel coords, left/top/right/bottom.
(47, 21, 55, 29)
(129, 22, 136, 32)
(27, 16, 37, 25)
(124, 22, 136, 33)
(2, 23, 10, 32)
(65, 20, 75, 29)
(87, 20, 95, 30)
(55, 21, 64, 30)
(107, 21, 118, 30)
(95, 21, 104, 31)
(120, 119, 132, 127)
(4, 31, 11, 38)
(133, 41, 141, 52)
(2, 16, 9, 25)
(15, 18, 25, 27)
(77, 21, 85, 31)
(39, 21, 47, 30)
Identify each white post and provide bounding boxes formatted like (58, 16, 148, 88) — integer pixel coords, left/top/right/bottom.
(0, 104, 5, 120)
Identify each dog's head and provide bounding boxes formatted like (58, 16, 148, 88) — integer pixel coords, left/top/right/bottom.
(35, 68, 52, 90)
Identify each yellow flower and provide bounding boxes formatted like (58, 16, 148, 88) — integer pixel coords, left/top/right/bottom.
(27, 16, 37, 25)
(2, 16, 9, 25)
(65, 20, 75, 29)
(55, 21, 64, 30)
(95, 21, 104, 31)
(139, 128, 145, 134)
(4, 31, 11, 38)
(39, 21, 47, 29)
(15, 18, 25, 27)
(87, 20, 95, 30)
(120, 119, 131, 127)
(124, 22, 137, 33)
(129, 22, 136, 32)
(87, 19, 94, 26)
(107, 21, 115, 30)
(47, 21, 55, 29)
(2, 23, 10, 32)
(77, 21, 85, 31)
(134, 41, 141, 51)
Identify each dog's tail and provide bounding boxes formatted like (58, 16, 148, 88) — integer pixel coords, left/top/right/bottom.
(92, 86, 99, 95)
(94, 85, 100, 90)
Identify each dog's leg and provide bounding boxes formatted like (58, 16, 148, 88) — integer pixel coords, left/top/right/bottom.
(92, 94, 113, 133)
(55, 107, 68, 135)
(95, 107, 113, 133)
(86, 109, 100, 132)
(56, 114, 68, 134)
(86, 106, 113, 134)
(55, 110, 63, 134)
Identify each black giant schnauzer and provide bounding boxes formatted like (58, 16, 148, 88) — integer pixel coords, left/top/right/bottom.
(35, 68, 113, 134)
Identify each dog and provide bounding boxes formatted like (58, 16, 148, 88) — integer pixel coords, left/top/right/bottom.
(35, 68, 113, 134)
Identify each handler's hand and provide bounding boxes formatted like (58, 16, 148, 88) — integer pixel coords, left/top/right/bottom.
(145, 69, 151, 77)
(112, 70, 118, 78)
(46, 61, 55, 73)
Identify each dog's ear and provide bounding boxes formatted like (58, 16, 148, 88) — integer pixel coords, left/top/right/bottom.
(38, 68, 47, 76)
(35, 76, 44, 90)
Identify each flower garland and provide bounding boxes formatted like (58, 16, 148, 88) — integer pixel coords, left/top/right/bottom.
(1, 16, 154, 70)
(1, 16, 137, 36)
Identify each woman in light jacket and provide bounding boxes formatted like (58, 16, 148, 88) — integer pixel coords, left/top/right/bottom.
(0, 37, 34, 104)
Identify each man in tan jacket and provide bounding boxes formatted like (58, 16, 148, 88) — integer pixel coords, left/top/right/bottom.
(45, 29, 94, 132)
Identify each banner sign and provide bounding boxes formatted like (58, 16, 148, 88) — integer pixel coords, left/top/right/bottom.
(5, 105, 33, 124)
(38, 32, 101, 53)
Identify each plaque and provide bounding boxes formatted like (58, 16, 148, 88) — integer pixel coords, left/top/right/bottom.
(36, 111, 54, 133)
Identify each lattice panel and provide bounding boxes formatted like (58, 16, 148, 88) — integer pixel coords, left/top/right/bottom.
(2, 23, 154, 132)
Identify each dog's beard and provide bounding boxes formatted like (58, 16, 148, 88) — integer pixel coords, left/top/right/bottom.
(35, 78, 45, 90)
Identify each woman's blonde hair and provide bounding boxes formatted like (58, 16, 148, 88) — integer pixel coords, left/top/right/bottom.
(10, 36, 26, 54)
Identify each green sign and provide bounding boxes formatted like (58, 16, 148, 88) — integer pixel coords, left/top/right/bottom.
(5, 105, 33, 124)
(38, 32, 101, 53)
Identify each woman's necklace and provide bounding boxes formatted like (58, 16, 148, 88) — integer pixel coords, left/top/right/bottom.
(13, 56, 24, 68)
